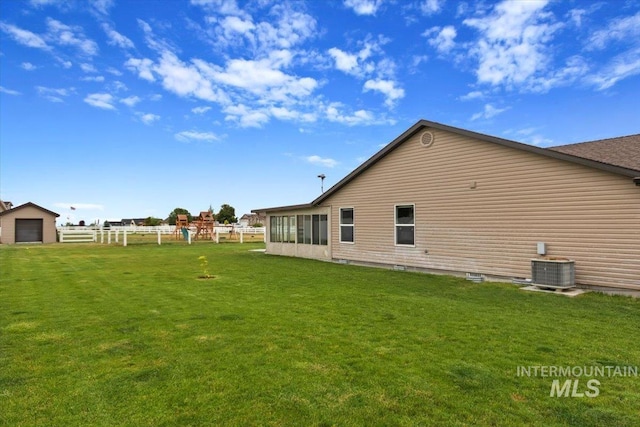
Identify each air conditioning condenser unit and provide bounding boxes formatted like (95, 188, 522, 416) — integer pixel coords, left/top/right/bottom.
(531, 259, 575, 289)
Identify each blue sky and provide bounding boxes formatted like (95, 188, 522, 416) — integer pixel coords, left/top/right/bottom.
(1, 0, 639, 225)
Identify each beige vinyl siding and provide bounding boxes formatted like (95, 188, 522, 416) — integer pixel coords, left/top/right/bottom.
(323, 128, 640, 289)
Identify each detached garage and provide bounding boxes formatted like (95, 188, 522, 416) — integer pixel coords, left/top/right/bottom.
(0, 202, 60, 244)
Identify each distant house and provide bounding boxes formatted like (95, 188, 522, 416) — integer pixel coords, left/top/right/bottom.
(121, 218, 146, 226)
(239, 213, 266, 227)
(0, 202, 60, 244)
(0, 200, 13, 213)
(254, 120, 640, 290)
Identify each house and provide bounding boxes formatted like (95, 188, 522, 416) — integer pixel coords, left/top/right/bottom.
(0, 202, 60, 244)
(253, 120, 640, 290)
(0, 200, 13, 213)
(121, 218, 147, 226)
(239, 213, 266, 227)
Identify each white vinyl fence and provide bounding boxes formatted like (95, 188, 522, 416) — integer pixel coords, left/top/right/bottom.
(57, 226, 265, 246)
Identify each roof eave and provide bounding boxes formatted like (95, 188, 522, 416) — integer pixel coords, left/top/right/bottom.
(252, 203, 315, 214)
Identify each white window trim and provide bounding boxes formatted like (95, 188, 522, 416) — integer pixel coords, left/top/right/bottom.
(394, 203, 415, 247)
(339, 207, 355, 244)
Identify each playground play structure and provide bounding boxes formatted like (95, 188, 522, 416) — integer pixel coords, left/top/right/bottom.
(174, 211, 238, 241)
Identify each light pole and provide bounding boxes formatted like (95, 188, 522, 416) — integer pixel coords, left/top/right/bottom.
(317, 174, 326, 193)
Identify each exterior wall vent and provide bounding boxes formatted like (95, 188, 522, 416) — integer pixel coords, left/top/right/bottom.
(420, 131, 434, 147)
(466, 272, 485, 283)
(531, 259, 575, 289)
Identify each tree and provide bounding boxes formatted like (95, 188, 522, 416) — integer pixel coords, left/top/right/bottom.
(167, 208, 193, 225)
(144, 216, 162, 226)
(216, 204, 237, 224)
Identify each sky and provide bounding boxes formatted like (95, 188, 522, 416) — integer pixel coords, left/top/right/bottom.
(1, 0, 639, 225)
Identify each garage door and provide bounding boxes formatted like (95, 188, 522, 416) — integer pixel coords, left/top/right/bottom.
(15, 219, 43, 243)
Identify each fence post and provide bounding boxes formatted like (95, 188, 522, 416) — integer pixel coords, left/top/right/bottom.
(60, 231, 64, 243)
(215, 231, 219, 244)
(115, 230, 119, 243)
(100, 230, 104, 244)
(123, 229, 127, 247)
(240, 231, 244, 243)
(157, 230, 161, 245)
(108, 230, 111, 244)
(187, 230, 191, 245)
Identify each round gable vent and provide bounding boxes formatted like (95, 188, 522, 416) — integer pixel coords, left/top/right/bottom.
(420, 131, 434, 147)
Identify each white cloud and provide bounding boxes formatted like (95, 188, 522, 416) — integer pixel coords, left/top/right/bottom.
(154, 51, 230, 103)
(344, 0, 383, 16)
(588, 12, 640, 50)
(459, 90, 484, 101)
(471, 103, 509, 121)
(106, 67, 123, 76)
(363, 79, 405, 107)
(192, 106, 212, 114)
(109, 81, 127, 92)
(125, 58, 155, 82)
(81, 75, 105, 82)
(36, 86, 71, 102)
(305, 155, 338, 168)
(0, 86, 21, 96)
(420, 0, 444, 15)
(191, 0, 249, 18)
(327, 38, 388, 79)
(586, 47, 640, 91)
(424, 25, 457, 53)
(328, 48, 359, 74)
(220, 15, 255, 35)
(203, 3, 317, 52)
(21, 62, 37, 71)
(46, 18, 99, 56)
(80, 63, 97, 73)
(199, 53, 317, 103)
(325, 103, 377, 126)
(90, 0, 114, 15)
(463, 0, 562, 90)
(420, 0, 445, 15)
(138, 112, 160, 125)
(84, 93, 116, 110)
(568, 9, 586, 27)
(0, 22, 49, 49)
(102, 23, 134, 49)
(175, 130, 220, 142)
(223, 104, 270, 128)
(120, 95, 141, 107)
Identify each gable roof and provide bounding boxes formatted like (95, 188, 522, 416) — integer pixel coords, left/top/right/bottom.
(0, 202, 60, 217)
(548, 134, 640, 172)
(254, 119, 640, 213)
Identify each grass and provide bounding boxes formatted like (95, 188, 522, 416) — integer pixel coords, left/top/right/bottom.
(1, 242, 639, 426)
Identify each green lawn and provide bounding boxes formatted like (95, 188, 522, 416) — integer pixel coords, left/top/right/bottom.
(1, 242, 638, 426)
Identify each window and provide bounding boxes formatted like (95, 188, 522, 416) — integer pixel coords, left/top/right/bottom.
(287, 216, 296, 243)
(270, 216, 278, 242)
(270, 215, 296, 243)
(319, 215, 328, 245)
(395, 205, 415, 246)
(340, 208, 354, 243)
(294, 214, 328, 245)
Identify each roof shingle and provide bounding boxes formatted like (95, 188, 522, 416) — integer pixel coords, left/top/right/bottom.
(548, 134, 640, 173)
